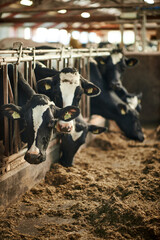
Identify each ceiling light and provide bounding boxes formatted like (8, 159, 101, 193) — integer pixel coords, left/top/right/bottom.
(20, 0, 33, 6)
(81, 12, 90, 18)
(57, 9, 67, 14)
(144, 0, 154, 4)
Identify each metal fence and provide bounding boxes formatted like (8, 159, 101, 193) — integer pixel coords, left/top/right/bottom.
(0, 44, 110, 174)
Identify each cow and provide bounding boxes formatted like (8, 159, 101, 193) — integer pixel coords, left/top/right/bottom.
(59, 115, 106, 167)
(34, 63, 101, 133)
(0, 66, 80, 164)
(94, 49, 142, 112)
(89, 61, 144, 142)
(34, 63, 106, 167)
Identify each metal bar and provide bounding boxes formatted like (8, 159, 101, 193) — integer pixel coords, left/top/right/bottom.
(3, 65, 9, 156)
(13, 65, 18, 153)
(2, 3, 159, 13)
(28, 61, 33, 88)
(142, 12, 147, 52)
(7, 75, 14, 103)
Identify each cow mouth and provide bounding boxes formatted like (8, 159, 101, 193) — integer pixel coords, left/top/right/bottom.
(56, 123, 72, 133)
(24, 152, 45, 164)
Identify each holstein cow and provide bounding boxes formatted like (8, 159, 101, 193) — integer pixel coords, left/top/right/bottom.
(0, 66, 80, 164)
(89, 61, 144, 142)
(34, 63, 105, 167)
(59, 115, 106, 167)
(94, 49, 142, 112)
(34, 63, 101, 133)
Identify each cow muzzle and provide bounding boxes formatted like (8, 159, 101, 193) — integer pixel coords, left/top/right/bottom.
(25, 151, 45, 164)
(56, 121, 73, 133)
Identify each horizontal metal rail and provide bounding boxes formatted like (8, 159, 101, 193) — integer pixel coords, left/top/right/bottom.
(0, 46, 110, 175)
(0, 47, 110, 65)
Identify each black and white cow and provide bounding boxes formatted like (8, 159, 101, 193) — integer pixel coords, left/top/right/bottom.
(34, 64, 101, 133)
(89, 61, 144, 142)
(59, 115, 106, 167)
(34, 63, 106, 167)
(94, 49, 142, 112)
(0, 68, 80, 164)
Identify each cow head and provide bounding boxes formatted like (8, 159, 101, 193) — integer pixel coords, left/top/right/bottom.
(59, 118, 107, 167)
(37, 67, 101, 133)
(95, 49, 138, 90)
(1, 94, 80, 164)
(117, 103, 144, 142)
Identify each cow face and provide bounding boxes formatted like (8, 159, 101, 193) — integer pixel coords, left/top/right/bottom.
(116, 104, 144, 142)
(1, 94, 80, 164)
(37, 67, 100, 133)
(95, 51, 138, 90)
(59, 119, 106, 167)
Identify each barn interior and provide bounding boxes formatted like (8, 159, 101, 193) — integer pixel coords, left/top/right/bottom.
(0, 1, 160, 239)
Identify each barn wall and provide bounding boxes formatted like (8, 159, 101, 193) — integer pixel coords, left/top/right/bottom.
(123, 52, 160, 125)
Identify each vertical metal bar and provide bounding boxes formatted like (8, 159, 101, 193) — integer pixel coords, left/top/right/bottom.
(86, 57, 90, 119)
(13, 64, 18, 153)
(133, 21, 137, 51)
(28, 61, 33, 88)
(142, 12, 147, 52)
(24, 61, 28, 81)
(57, 59, 60, 70)
(3, 65, 9, 156)
(120, 24, 124, 49)
(49, 59, 52, 69)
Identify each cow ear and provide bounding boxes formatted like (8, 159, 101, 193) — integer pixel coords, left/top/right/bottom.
(37, 77, 52, 93)
(80, 76, 101, 97)
(1, 104, 22, 120)
(125, 58, 138, 67)
(55, 106, 80, 122)
(88, 125, 107, 134)
(117, 103, 128, 115)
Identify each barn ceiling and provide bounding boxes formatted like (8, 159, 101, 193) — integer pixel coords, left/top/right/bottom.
(0, 0, 160, 31)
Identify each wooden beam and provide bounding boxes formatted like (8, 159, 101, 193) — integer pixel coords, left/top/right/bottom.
(0, 14, 160, 24)
(0, 15, 116, 23)
(1, 3, 160, 13)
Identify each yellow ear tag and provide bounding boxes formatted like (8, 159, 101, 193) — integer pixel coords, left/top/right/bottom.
(121, 109, 126, 115)
(138, 99, 141, 103)
(45, 83, 51, 90)
(93, 129, 99, 134)
(87, 88, 93, 94)
(100, 60, 105, 64)
(64, 112, 72, 120)
(128, 61, 133, 66)
(12, 111, 20, 119)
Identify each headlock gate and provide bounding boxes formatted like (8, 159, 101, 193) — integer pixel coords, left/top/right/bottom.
(0, 43, 110, 176)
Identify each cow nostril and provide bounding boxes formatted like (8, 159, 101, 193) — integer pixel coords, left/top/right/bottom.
(25, 152, 44, 164)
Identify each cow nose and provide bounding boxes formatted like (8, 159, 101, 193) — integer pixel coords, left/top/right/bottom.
(56, 123, 73, 133)
(138, 134, 145, 142)
(25, 152, 44, 164)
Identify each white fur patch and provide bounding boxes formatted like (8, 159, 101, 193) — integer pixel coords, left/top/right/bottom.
(28, 103, 52, 152)
(70, 125, 83, 141)
(127, 96, 138, 110)
(111, 53, 123, 65)
(59, 72, 80, 107)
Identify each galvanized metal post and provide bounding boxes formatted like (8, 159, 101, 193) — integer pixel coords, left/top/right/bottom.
(142, 12, 147, 52)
